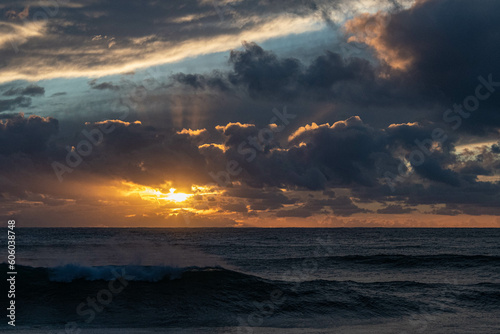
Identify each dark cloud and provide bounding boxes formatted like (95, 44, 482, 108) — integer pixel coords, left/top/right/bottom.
(276, 196, 367, 217)
(377, 204, 414, 214)
(170, 41, 438, 130)
(0, 113, 58, 155)
(328, 196, 368, 216)
(171, 73, 229, 91)
(285, 116, 387, 187)
(323, 190, 336, 198)
(432, 205, 462, 216)
(228, 42, 304, 99)
(346, 0, 500, 133)
(3, 84, 45, 97)
(196, 114, 500, 215)
(457, 163, 493, 177)
(224, 188, 296, 211)
(53, 119, 212, 187)
(178, 42, 384, 104)
(209, 116, 391, 190)
(412, 160, 461, 187)
(89, 80, 120, 91)
(0, 112, 25, 119)
(0, 96, 31, 112)
(276, 205, 316, 218)
(200, 115, 495, 194)
(220, 202, 248, 213)
(492, 142, 500, 154)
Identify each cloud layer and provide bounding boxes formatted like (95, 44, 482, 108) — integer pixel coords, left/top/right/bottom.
(1, 0, 500, 226)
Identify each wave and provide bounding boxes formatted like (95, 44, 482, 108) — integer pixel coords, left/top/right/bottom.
(256, 254, 500, 268)
(1, 263, 499, 328)
(8, 254, 500, 284)
(48, 263, 199, 282)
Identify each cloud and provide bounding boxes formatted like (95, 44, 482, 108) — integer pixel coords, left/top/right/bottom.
(377, 204, 414, 214)
(220, 201, 248, 213)
(5, 6, 30, 20)
(328, 196, 368, 216)
(171, 73, 230, 91)
(3, 0, 500, 225)
(170, 40, 432, 128)
(200, 115, 473, 191)
(0, 113, 58, 155)
(345, 0, 500, 131)
(412, 159, 461, 187)
(89, 80, 120, 91)
(0, 1, 327, 83)
(220, 42, 377, 102)
(176, 128, 210, 144)
(345, 12, 413, 70)
(0, 96, 31, 112)
(177, 128, 208, 137)
(166, 0, 500, 134)
(0, 111, 499, 226)
(53, 119, 212, 187)
(0, 20, 47, 51)
(3, 84, 45, 96)
(277, 195, 368, 217)
(282, 116, 388, 188)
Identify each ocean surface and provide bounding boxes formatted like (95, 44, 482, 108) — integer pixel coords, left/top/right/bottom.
(1, 228, 499, 333)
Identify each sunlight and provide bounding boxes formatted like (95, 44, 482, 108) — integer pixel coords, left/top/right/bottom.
(121, 182, 193, 203)
(163, 188, 192, 202)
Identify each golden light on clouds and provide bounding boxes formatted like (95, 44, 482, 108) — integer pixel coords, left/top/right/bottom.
(120, 182, 220, 205)
(144, 187, 193, 203)
(344, 13, 413, 70)
(121, 182, 193, 203)
(0, 21, 46, 50)
(164, 189, 193, 202)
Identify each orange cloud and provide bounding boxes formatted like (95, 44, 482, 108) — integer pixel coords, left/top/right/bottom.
(215, 122, 255, 132)
(89, 120, 142, 126)
(344, 12, 414, 70)
(5, 6, 30, 20)
(177, 128, 208, 137)
(288, 116, 364, 142)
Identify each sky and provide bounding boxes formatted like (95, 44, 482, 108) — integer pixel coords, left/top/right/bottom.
(1, 0, 500, 227)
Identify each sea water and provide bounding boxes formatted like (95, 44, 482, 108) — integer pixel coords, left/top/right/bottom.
(1, 228, 499, 333)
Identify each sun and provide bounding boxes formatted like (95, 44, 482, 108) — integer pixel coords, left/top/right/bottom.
(162, 188, 192, 203)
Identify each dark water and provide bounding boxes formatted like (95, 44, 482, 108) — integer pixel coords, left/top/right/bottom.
(1, 228, 500, 333)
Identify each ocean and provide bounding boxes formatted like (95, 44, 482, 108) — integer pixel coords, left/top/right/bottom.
(1, 228, 499, 333)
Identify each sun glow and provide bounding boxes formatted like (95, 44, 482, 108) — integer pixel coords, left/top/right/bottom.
(163, 188, 192, 202)
(139, 187, 192, 203)
(121, 182, 193, 203)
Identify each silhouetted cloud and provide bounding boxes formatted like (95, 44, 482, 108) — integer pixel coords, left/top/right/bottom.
(377, 204, 414, 214)
(346, 0, 500, 132)
(0, 96, 31, 112)
(3, 84, 45, 96)
(0, 113, 58, 154)
(89, 80, 120, 91)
